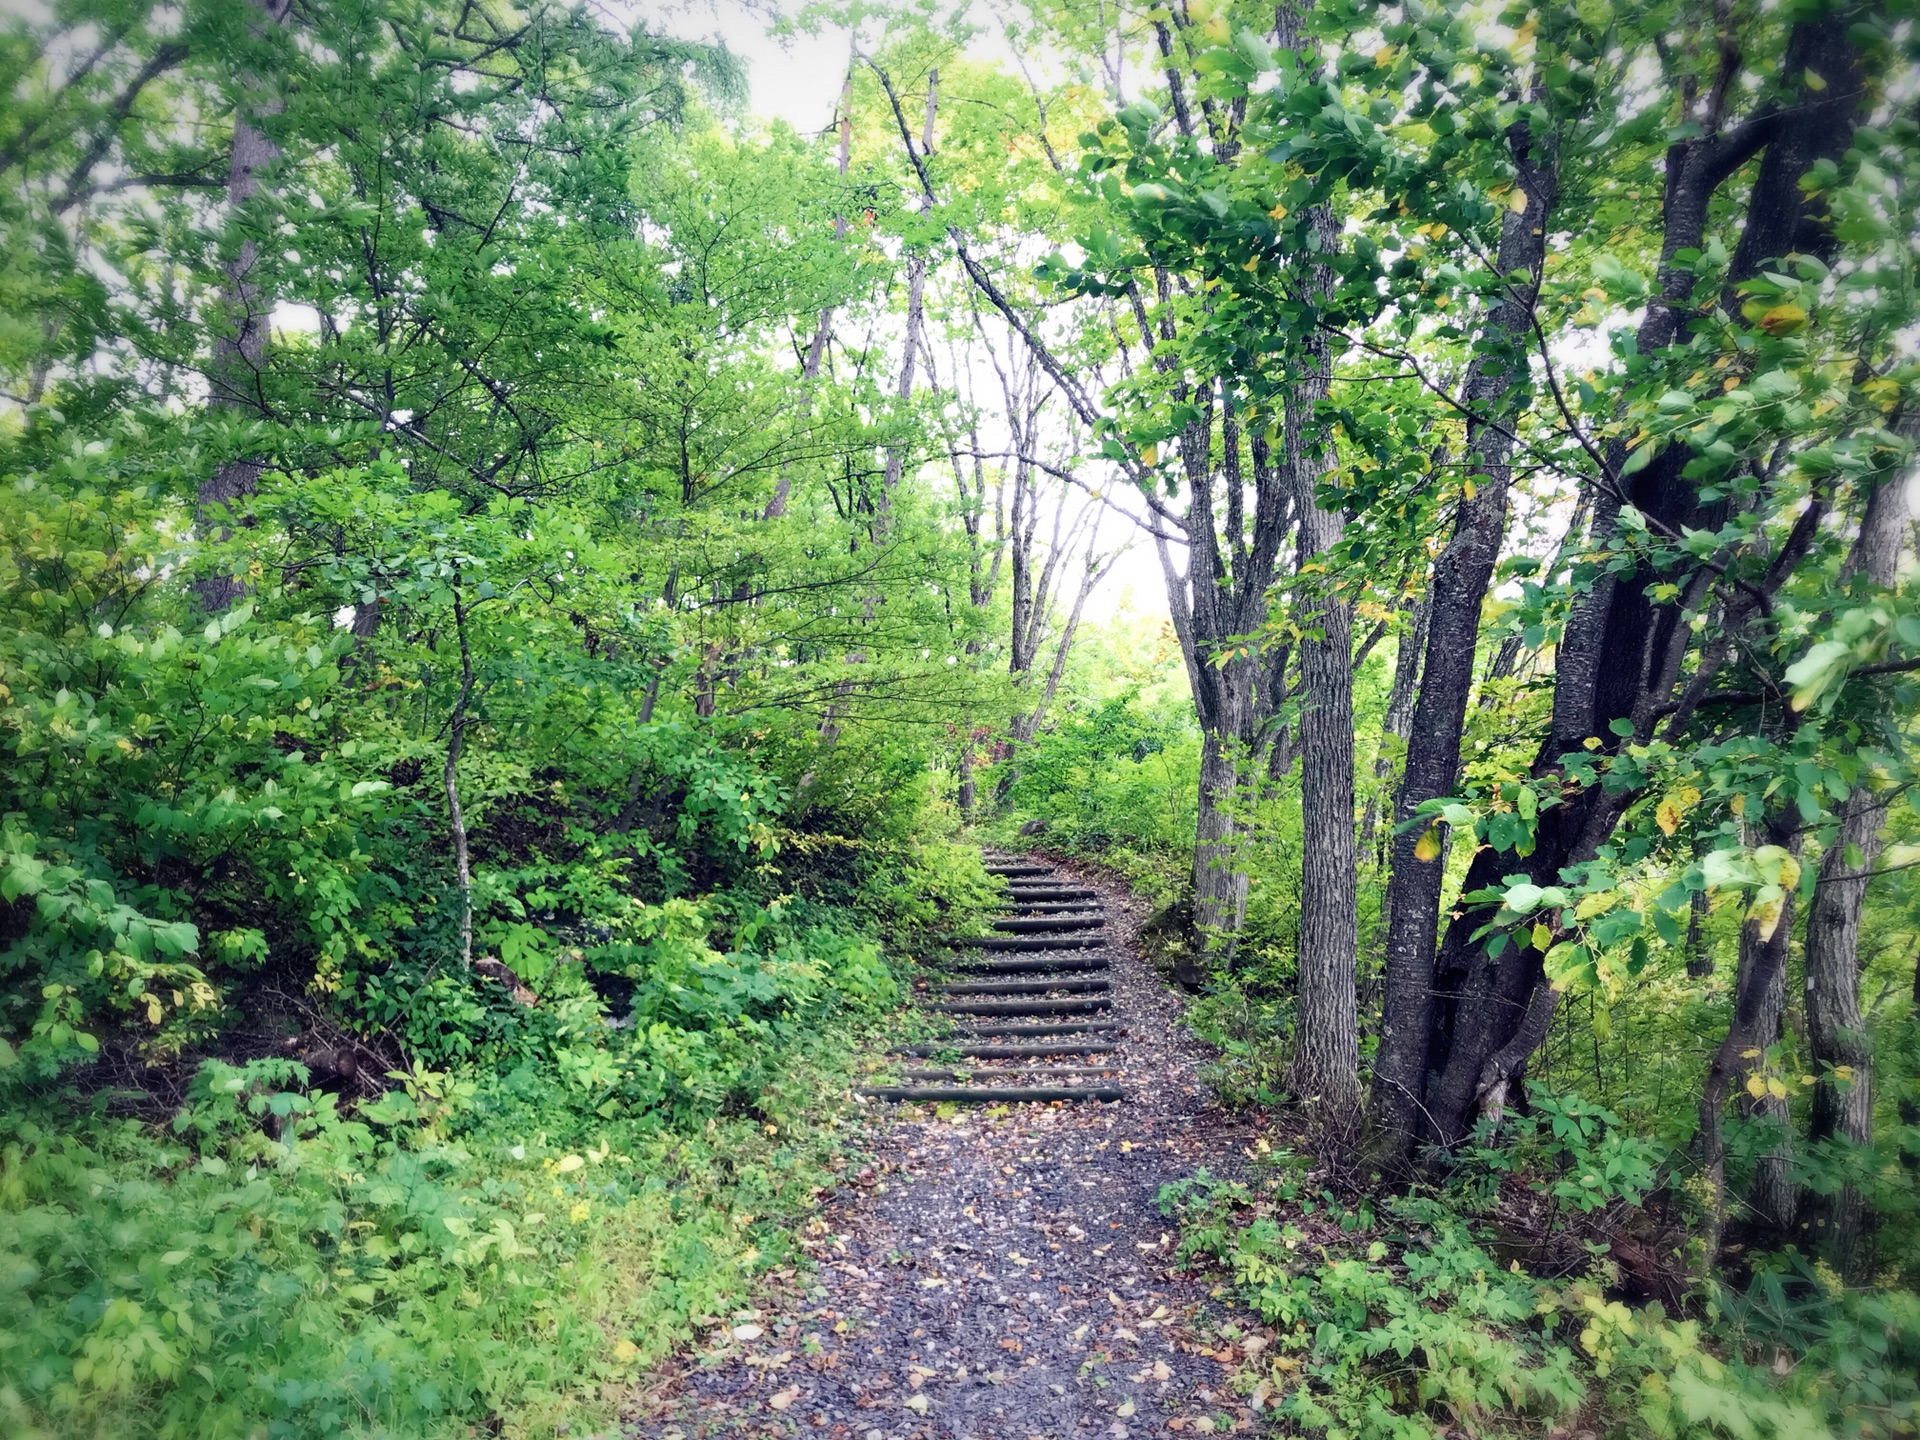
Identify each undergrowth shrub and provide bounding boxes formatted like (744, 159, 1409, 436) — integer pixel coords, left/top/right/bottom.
(1160, 1163, 1920, 1440)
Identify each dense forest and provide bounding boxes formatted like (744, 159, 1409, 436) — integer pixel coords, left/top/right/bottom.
(2, 0, 1918, 1435)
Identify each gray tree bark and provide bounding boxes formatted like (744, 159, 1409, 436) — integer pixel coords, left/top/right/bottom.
(1282, 197, 1361, 1132)
(1368, 122, 1558, 1157)
(1797, 465, 1912, 1273)
(195, 0, 292, 612)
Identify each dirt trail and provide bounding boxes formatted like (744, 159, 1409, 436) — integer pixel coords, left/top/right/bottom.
(627, 854, 1264, 1440)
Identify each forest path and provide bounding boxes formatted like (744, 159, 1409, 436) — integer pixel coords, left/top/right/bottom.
(626, 852, 1266, 1440)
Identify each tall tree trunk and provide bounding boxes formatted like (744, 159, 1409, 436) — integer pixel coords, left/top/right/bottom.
(1369, 123, 1558, 1157)
(195, 0, 292, 612)
(1796, 465, 1912, 1273)
(766, 59, 853, 522)
(1696, 860, 1797, 1261)
(878, 68, 937, 535)
(1284, 197, 1362, 1132)
(444, 591, 477, 969)
(1740, 895, 1800, 1236)
(1359, 595, 1429, 866)
(1416, 16, 1867, 1149)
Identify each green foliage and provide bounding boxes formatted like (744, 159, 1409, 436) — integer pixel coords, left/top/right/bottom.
(1161, 1169, 1920, 1440)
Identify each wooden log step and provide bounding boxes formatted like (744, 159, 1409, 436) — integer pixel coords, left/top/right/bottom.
(947, 957, 1109, 976)
(1005, 887, 1101, 901)
(895, 1067, 1122, 1081)
(953, 1021, 1124, 1036)
(929, 997, 1112, 1016)
(985, 864, 1054, 877)
(1006, 901, 1105, 913)
(859, 1085, 1123, 1103)
(896, 1039, 1119, 1057)
(936, 977, 1111, 996)
(992, 916, 1105, 933)
(947, 935, 1105, 952)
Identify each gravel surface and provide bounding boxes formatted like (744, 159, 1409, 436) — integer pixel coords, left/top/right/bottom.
(626, 852, 1267, 1440)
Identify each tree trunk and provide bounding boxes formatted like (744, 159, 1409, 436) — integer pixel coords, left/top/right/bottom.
(1695, 817, 1799, 1264)
(1415, 16, 1868, 1149)
(195, 0, 292, 612)
(1359, 595, 1429, 866)
(878, 68, 937, 535)
(444, 591, 477, 969)
(1369, 123, 1557, 1157)
(1796, 464, 1911, 1273)
(1283, 195, 1361, 1133)
(1192, 724, 1249, 980)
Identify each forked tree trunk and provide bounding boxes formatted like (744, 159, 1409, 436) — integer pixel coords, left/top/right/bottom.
(1369, 122, 1558, 1157)
(1415, 16, 1867, 1150)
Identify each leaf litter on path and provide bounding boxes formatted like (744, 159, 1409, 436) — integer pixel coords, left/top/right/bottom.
(625, 855, 1269, 1440)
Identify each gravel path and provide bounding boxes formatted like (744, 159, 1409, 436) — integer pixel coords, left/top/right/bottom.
(626, 852, 1266, 1440)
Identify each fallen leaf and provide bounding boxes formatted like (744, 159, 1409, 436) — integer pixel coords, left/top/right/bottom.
(731, 1324, 764, 1342)
(904, 1393, 930, 1415)
(768, 1387, 800, 1411)
(1117, 1400, 1137, 1418)
(1152, 1360, 1172, 1381)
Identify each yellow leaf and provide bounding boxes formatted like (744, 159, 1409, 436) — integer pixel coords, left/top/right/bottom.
(1766, 1077, 1789, 1100)
(1531, 923, 1553, 952)
(1575, 892, 1612, 921)
(555, 1153, 585, 1173)
(769, 1387, 801, 1411)
(570, 1201, 591, 1222)
(1656, 799, 1682, 836)
(1463, 478, 1477, 500)
(612, 1339, 640, 1363)
(1833, 1064, 1855, 1080)
(1760, 303, 1809, 337)
(1413, 824, 1443, 863)
(1373, 45, 1396, 66)
(1140, 443, 1159, 467)
(1804, 67, 1827, 91)
(1746, 1075, 1767, 1100)
(1748, 895, 1785, 942)
(1740, 1048, 1762, 1060)
(1509, 187, 1530, 214)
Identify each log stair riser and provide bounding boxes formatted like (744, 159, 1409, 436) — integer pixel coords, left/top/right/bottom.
(929, 997, 1112, 1016)
(935, 979, 1112, 997)
(859, 1086, 1122, 1103)
(894, 1041, 1119, 1058)
(944, 957, 1110, 975)
(990, 925, 1113, 936)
